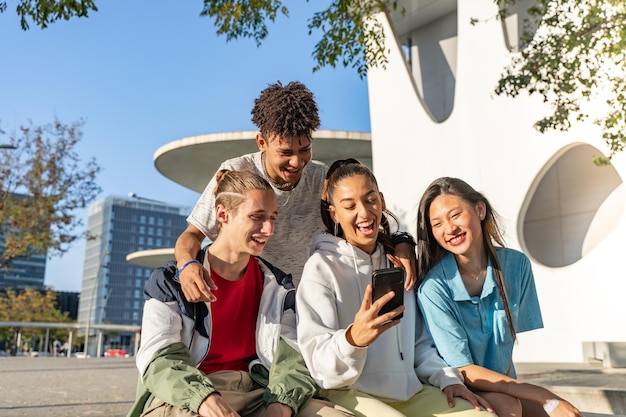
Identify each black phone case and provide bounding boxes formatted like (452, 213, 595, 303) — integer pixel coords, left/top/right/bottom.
(372, 267, 404, 319)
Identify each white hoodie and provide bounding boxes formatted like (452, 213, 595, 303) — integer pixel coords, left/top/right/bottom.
(296, 233, 463, 402)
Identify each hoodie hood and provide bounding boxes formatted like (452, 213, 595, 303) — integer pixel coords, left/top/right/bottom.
(310, 233, 388, 271)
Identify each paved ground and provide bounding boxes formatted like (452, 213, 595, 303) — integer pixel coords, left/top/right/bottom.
(516, 362, 626, 416)
(1, 356, 625, 416)
(0, 356, 137, 417)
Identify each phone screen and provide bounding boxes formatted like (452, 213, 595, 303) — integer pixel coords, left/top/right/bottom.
(371, 267, 404, 319)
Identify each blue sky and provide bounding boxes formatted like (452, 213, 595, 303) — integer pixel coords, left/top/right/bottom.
(0, 1, 371, 292)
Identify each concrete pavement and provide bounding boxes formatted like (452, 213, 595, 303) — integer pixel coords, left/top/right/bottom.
(0, 356, 137, 417)
(1, 356, 625, 416)
(516, 362, 626, 416)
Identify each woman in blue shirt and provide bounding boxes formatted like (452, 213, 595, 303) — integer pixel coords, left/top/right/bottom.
(416, 177, 582, 417)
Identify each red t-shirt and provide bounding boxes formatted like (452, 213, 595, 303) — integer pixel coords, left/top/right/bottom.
(198, 256, 263, 375)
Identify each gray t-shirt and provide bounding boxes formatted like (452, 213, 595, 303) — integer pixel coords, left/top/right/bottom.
(187, 151, 327, 286)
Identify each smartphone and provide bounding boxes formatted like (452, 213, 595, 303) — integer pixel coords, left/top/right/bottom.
(371, 267, 404, 319)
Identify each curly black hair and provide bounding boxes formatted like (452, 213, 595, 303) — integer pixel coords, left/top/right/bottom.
(251, 81, 320, 141)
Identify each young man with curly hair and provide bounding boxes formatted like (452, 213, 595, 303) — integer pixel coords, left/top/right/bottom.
(175, 81, 416, 303)
(175, 81, 327, 302)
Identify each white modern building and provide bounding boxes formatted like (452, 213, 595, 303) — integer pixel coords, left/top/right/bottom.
(367, 0, 625, 363)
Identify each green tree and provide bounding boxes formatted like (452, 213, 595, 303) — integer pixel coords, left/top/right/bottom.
(5, 1, 625, 159)
(3, 0, 398, 78)
(0, 119, 101, 268)
(0, 0, 97, 29)
(201, 0, 399, 78)
(494, 0, 626, 164)
(0, 288, 71, 353)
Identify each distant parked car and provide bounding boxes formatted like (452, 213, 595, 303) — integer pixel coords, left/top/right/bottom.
(104, 349, 129, 357)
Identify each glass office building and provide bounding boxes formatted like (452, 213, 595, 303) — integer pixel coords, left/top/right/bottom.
(0, 249, 46, 291)
(77, 195, 188, 330)
(0, 192, 47, 291)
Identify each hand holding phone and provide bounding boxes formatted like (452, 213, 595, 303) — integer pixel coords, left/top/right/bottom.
(372, 267, 404, 319)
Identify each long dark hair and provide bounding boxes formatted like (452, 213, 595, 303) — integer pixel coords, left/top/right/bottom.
(416, 177, 515, 341)
(321, 159, 398, 254)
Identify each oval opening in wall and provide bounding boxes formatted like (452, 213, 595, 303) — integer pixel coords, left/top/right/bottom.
(394, 2, 458, 123)
(519, 144, 624, 267)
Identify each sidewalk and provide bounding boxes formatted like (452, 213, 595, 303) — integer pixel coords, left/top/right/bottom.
(0, 356, 625, 416)
(0, 356, 138, 417)
(516, 362, 626, 416)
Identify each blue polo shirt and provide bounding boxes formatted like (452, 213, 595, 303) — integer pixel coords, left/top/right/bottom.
(417, 248, 543, 378)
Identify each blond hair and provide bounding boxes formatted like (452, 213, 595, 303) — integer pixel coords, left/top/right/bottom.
(213, 170, 273, 230)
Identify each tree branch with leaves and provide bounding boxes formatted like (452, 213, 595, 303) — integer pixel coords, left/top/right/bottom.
(0, 0, 97, 30)
(4, 1, 626, 162)
(494, 0, 626, 164)
(200, 0, 398, 78)
(0, 119, 101, 268)
(0, 288, 71, 354)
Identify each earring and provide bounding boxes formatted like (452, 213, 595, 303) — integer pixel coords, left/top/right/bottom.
(334, 222, 339, 236)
